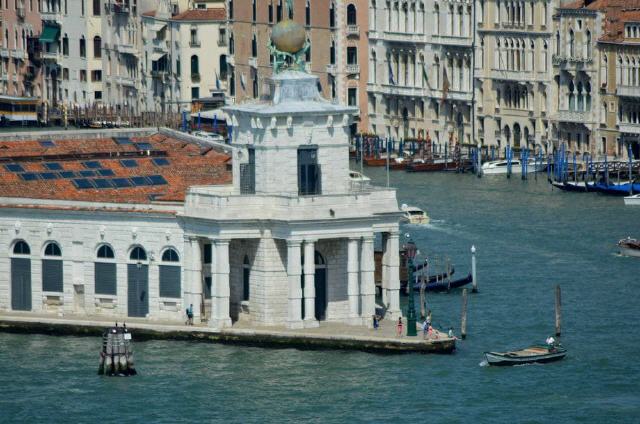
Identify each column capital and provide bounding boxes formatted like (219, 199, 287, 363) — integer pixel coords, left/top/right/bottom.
(361, 234, 375, 243)
(303, 238, 318, 244)
(286, 239, 303, 247)
(213, 238, 231, 246)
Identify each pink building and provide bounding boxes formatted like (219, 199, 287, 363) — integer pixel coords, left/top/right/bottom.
(0, 1, 42, 98)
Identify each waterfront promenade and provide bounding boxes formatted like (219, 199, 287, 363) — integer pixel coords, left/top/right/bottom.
(0, 312, 455, 354)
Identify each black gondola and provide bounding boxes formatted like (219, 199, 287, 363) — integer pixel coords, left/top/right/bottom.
(414, 273, 473, 292)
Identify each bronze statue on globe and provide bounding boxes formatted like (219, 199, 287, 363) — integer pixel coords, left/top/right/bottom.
(268, 0, 310, 73)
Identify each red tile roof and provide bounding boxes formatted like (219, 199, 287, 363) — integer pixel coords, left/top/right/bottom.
(171, 8, 226, 21)
(0, 133, 232, 205)
(559, 0, 640, 42)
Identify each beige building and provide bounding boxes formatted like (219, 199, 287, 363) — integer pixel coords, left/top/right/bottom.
(476, 0, 554, 153)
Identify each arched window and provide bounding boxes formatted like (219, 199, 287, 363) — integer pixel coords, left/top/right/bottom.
(347, 4, 357, 25)
(569, 30, 574, 58)
(586, 30, 592, 59)
(95, 245, 116, 295)
(242, 255, 250, 301)
(330, 40, 336, 64)
(44, 242, 62, 256)
(251, 34, 257, 57)
(568, 81, 575, 111)
(13, 241, 31, 255)
(160, 248, 181, 298)
(62, 34, 69, 56)
(43, 242, 63, 292)
(97, 244, 115, 259)
(306, 0, 311, 25)
(434, 4, 439, 34)
(330, 2, 336, 27)
(93, 35, 101, 58)
(229, 33, 234, 55)
(191, 55, 199, 76)
(130, 246, 147, 261)
(162, 248, 180, 262)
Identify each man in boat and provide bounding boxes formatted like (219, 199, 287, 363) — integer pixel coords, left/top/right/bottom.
(546, 336, 557, 352)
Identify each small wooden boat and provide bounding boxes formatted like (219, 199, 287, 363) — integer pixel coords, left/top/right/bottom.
(406, 159, 457, 172)
(414, 273, 472, 292)
(484, 344, 567, 366)
(618, 237, 640, 257)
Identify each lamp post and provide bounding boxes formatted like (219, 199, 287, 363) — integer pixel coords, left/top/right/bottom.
(405, 238, 417, 336)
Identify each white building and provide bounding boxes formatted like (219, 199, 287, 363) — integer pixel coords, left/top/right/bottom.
(0, 68, 402, 330)
(141, 2, 228, 114)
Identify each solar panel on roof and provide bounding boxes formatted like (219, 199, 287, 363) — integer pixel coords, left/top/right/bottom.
(112, 178, 133, 188)
(79, 170, 96, 177)
(39, 172, 59, 180)
(39, 140, 55, 148)
(59, 171, 76, 178)
(44, 162, 63, 171)
(148, 175, 168, 186)
(97, 169, 115, 177)
(152, 158, 170, 166)
(83, 161, 101, 169)
(92, 178, 114, 189)
(114, 137, 132, 145)
(120, 159, 138, 168)
(130, 176, 152, 186)
(19, 172, 39, 181)
(5, 164, 25, 172)
(72, 178, 94, 189)
(134, 142, 153, 150)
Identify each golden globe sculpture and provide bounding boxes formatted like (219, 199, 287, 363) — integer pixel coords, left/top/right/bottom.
(270, 19, 306, 54)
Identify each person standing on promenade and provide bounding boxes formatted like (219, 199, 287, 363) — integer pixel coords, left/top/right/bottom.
(396, 317, 404, 336)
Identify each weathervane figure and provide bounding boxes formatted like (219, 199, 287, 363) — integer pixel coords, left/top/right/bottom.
(268, 0, 310, 73)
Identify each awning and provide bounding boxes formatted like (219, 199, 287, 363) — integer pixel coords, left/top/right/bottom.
(150, 52, 167, 62)
(39, 24, 60, 43)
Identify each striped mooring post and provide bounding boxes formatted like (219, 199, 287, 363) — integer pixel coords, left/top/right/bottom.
(98, 324, 137, 376)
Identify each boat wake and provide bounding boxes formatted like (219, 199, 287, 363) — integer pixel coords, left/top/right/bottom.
(479, 360, 489, 367)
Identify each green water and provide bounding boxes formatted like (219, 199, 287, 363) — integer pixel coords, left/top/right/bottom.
(1, 171, 639, 423)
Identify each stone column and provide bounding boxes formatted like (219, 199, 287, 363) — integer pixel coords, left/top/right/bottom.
(380, 233, 389, 307)
(210, 239, 231, 329)
(286, 240, 303, 329)
(360, 235, 376, 327)
(347, 237, 361, 325)
(386, 231, 401, 319)
(184, 236, 203, 321)
(303, 239, 318, 327)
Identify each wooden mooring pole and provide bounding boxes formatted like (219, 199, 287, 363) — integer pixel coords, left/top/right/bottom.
(461, 288, 468, 339)
(555, 285, 562, 337)
(471, 245, 477, 293)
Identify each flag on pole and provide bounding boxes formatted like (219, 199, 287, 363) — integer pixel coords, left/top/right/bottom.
(388, 60, 395, 85)
(215, 73, 221, 90)
(441, 67, 449, 105)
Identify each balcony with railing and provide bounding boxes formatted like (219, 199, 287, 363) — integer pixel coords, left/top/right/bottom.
(17, 5, 25, 19)
(379, 31, 426, 43)
(326, 64, 337, 75)
(617, 85, 640, 98)
(618, 122, 640, 134)
(368, 82, 427, 97)
(490, 68, 540, 82)
(429, 34, 473, 47)
(248, 57, 257, 68)
(107, 0, 131, 14)
(345, 64, 360, 74)
(41, 9, 63, 23)
(189, 39, 201, 48)
(346, 25, 360, 36)
(554, 109, 593, 124)
(116, 42, 137, 56)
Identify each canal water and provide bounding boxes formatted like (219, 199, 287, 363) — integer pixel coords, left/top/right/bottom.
(1, 170, 639, 423)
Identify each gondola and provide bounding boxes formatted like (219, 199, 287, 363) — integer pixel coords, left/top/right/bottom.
(484, 344, 567, 366)
(414, 273, 473, 292)
(400, 267, 455, 292)
(550, 180, 589, 192)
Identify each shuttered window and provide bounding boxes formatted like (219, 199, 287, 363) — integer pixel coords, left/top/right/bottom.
(159, 265, 181, 298)
(204, 276, 212, 299)
(42, 259, 63, 292)
(95, 262, 116, 295)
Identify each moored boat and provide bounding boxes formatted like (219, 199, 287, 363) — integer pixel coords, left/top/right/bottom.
(484, 344, 567, 366)
(414, 273, 473, 292)
(482, 159, 545, 175)
(551, 181, 589, 192)
(618, 237, 640, 257)
(406, 159, 457, 172)
(624, 193, 640, 206)
(591, 181, 640, 196)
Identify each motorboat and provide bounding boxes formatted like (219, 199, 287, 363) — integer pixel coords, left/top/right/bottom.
(481, 159, 545, 175)
(484, 344, 567, 366)
(618, 237, 640, 257)
(624, 194, 640, 206)
(348, 170, 371, 183)
(192, 131, 225, 143)
(401, 204, 429, 225)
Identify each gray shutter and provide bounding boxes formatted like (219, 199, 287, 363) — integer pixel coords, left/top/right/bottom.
(42, 259, 63, 292)
(159, 265, 181, 298)
(204, 276, 212, 299)
(127, 264, 149, 317)
(95, 262, 117, 295)
(11, 258, 31, 311)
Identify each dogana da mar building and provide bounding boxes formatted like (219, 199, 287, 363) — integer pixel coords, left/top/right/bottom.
(0, 68, 403, 330)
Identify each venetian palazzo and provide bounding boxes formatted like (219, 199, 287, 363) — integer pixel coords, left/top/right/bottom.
(0, 70, 402, 330)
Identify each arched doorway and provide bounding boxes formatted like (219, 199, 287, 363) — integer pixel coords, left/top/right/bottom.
(314, 251, 327, 321)
(503, 125, 511, 145)
(514, 123, 521, 148)
(242, 255, 250, 302)
(11, 240, 32, 311)
(127, 246, 149, 317)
